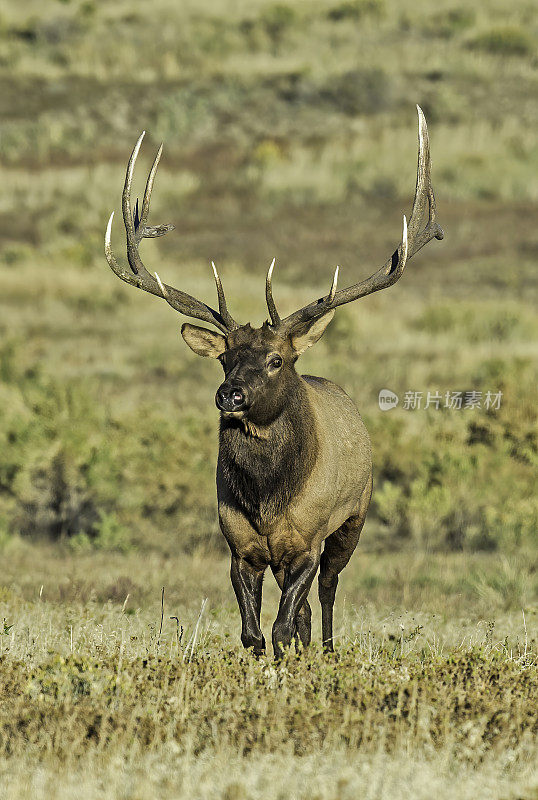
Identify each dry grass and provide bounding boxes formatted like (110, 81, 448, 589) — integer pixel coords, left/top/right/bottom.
(1, 544, 537, 800)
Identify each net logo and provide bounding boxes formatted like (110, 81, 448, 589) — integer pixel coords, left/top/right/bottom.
(378, 389, 399, 411)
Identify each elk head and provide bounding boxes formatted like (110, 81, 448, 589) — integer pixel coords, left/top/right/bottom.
(105, 107, 443, 427)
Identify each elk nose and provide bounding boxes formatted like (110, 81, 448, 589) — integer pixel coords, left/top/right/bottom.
(216, 385, 247, 412)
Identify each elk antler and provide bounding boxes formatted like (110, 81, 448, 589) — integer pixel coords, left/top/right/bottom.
(271, 106, 444, 333)
(105, 132, 238, 334)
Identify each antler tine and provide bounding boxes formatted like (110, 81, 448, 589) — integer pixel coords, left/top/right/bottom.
(278, 106, 443, 333)
(212, 261, 238, 330)
(154, 272, 179, 314)
(328, 266, 339, 303)
(105, 211, 123, 276)
(105, 209, 148, 288)
(122, 134, 175, 271)
(400, 214, 408, 270)
(122, 131, 146, 275)
(137, 142, 163, 239)
(266, 258, 281, 327)
(104, 134, 238, 334)
(408, 105, 444, 252)
(154, 272, 170, 299)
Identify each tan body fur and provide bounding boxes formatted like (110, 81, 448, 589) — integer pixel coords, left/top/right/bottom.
(218, 376, 372, 572)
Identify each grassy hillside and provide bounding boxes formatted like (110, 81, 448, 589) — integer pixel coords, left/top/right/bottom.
(1, 0, 537, 556)
(0, 1, 537, 797)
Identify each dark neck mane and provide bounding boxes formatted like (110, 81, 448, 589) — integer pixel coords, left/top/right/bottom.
(218, 381, 317, 524)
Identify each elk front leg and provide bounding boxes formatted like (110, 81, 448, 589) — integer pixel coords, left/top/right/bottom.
(230, 555, 266, 655)
(271, 566, 312, 648)
(272, 549, 320, 658)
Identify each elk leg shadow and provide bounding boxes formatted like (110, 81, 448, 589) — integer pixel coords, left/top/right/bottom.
(230, 555, 266, 655)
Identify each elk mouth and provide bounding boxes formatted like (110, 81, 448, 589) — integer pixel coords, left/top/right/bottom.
(220, 409, 248, 420)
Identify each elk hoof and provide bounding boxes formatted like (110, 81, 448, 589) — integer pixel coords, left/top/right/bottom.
(241, 633, 266, 656)
(272, 623, 293, 659)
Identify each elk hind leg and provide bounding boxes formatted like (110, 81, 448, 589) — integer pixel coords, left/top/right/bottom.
(319, 479, 372, 651)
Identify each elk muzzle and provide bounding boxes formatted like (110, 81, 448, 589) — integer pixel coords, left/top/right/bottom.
(216, 383, 249, 414)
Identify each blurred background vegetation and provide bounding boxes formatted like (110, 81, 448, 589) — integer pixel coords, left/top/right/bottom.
(0, 0, 536, 583)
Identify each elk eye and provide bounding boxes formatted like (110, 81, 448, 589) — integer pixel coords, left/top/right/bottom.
(269, 356, 282, 370)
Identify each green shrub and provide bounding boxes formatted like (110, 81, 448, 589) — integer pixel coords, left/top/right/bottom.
(0, 338, 221, 553)
(424, 8, 475, 39)
(260, 4, 296, 44)
(15, 450, 101, 541)
(327, 0, 385, 22)
(319, 68, 392, 116)
(368, 344, 537, 554)
(69, 510, 131, 553)
(413, 302, 536, 343)
(467, 27, 534, 57)
(0, 353, 116, 546)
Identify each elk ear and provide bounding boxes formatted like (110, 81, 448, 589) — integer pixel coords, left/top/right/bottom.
(289, 310, 335, 355)
(181, 323, 227, 359)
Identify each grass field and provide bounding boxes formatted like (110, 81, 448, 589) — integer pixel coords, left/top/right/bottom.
(1, 542, 537, 799)
(1, 0, 537, 797)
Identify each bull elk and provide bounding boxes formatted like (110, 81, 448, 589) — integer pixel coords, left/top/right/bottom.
(104, 106, 443, 657)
